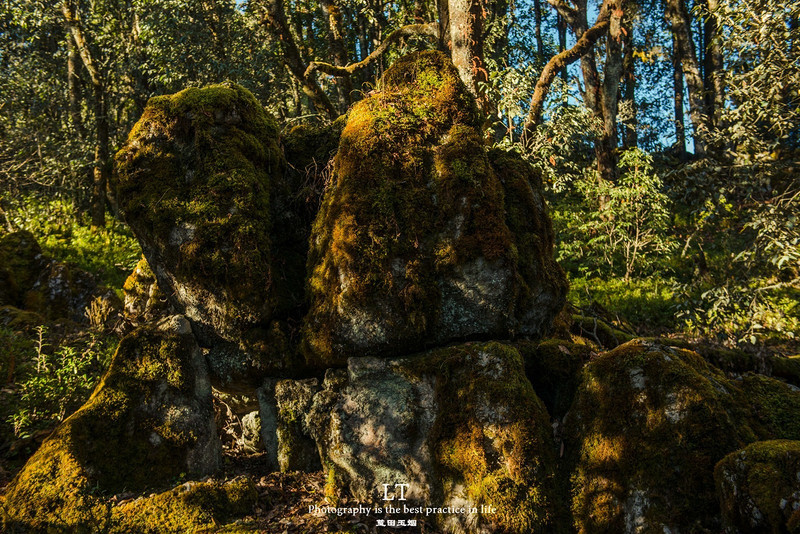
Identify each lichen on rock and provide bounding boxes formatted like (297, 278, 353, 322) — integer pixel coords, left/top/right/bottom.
(0, 316, 220, 532)
(307, 341, 557, 533)
(303, 51, 566, 367)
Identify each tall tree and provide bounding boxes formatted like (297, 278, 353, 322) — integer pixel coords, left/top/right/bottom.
(62, 0, 109, 228)
(665, 0, 709, 155)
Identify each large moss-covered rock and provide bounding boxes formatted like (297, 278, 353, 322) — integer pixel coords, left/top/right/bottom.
(0, 230, 120, 323)
(115, 83, 297, 386)
(307, 341, 558, 533)
(1, 316, 220, 532)
(715, 440, 800, 534)
(303, 51, 566, 366)
(564, 339, 800, 533)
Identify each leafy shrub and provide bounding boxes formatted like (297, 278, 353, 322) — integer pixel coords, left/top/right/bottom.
(554, 148, 676, 280)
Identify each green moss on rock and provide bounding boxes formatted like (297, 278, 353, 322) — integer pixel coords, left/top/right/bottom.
(566, 339, 752, 533)
(307, 341, 558, 533)
(109, 476, 257, 533)
(1, 317, 220, 532)
(571, 314, 634, 349)
(430, 342, 559, 534)
(303, 51, 565, 367)
(715, 440, 800, 534)
(275, 378, 321, 473)
(123, 256, 169, 322)
(115, 83, 288, 361)
(740, 373, 800, 440)
(489, 149, 568, 335)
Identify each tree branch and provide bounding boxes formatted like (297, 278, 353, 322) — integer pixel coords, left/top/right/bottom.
(305, 23, 439, 78)
(547, 0, 578, 29)
(260, 0, 338, 119)
(524, 3, 611, 132)
(61, 0, 101, 87)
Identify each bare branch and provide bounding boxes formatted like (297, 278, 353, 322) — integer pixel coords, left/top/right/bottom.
(524, 2, 612, 132)
(305, 23, 439, 79)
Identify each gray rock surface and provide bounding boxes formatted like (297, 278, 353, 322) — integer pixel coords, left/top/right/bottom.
(306, 341, 556, 534)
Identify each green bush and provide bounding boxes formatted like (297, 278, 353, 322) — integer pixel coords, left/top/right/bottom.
(554, 148, 676, 280)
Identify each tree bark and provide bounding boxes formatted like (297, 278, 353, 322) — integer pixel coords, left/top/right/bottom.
(62, 0, 108, 228)
(665, 0, 708, 155)
(621, 27, 637, 148)
(557, 14, 568, 81)
(534, 0, 544, 59)
(703, 0, 724, 128)
(320, 0, 353, 110)
(600, 25, 624, 179)
(66, 34, 84, 138)
(306, 24, 439, 78)
(672, 32, 687, 159)
(524, 9, 611, 129)
(444, 0, 488, 103)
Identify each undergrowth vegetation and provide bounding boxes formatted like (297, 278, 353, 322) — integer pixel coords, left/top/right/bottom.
(534, 115, 799, 352)
(4, 197, 141, 290)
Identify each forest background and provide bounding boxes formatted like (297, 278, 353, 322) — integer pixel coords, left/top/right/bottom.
(0, 0, 798, 479)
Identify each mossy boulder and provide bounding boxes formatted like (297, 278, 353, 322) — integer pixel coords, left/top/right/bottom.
(563, 339, 800, 533)
(109, 476, 258, 533)
(1, 316, 220, 532)
(0, 230, 46, 307)
(115, 83, 297, 387)
(307, 341, 558, 533)
(31, 261, 120, 323)
(123, 255, 170, 324)
(303, 51, 566, 366)
(715, 440, 800, 534)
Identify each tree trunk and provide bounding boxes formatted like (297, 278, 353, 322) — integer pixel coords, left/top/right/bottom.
(600, 29, 624, 180)
(66, 34, 84, 138)
(524, 8, 611, 129)
(534, 0, 544, 59)
(261, 0, 338, 119)
(665, 0, 708, 155)
(91, 82, 109, 228)
(621, 27, 637, 149)
(320, 0, 353, 111)
(444, 0, 488, 104)
(672, 33, 687, 159)
(703, 0, 724, 128)
(63, 0, 108, 228)
(557, 14, 568, 81)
